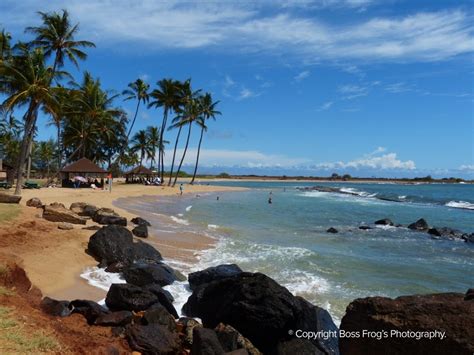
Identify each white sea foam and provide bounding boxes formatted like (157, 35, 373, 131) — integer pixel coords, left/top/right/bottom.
(398, 195, 407, 199)
(163, 281, 192, 317)
(171, 216, 190, 225)
(445, 201, 474, 210)
(80, 267, 126, 291)
(208, 224, 219, 230)
(186, 205, 193, 212)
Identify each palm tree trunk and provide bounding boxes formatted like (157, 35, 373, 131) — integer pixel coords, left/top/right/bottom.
(168, 125, 182, 186)
(14, 101, 38, 195)
(26, 140, 33, 181)
(127, 101, 141, 140)
(190, 126, 204, 184)
(159, 109, 168, 181)
(160, 150, 164, 182)
(173, 123, 192, 187)
(56, 122, 61, 177)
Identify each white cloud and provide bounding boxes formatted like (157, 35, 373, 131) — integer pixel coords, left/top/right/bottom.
(2, 1, 472, 63)
(238, 88, 259, 100)
(316, 149, 416, 170)
(338, 84, 368, 99)
(460, 164, 474, 171)
(294, 70, 310, 81)
(318, 101, 334, 111)
(164, 148, 311, 168)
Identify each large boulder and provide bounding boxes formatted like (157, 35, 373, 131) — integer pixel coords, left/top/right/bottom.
(82, 204, 99, 217)
(0, 193, 21, 204)
(462, 233, 474, 243)
(191, 327, 226, 355)
(339, 291, 474, 355)
(94, 310, 133, 327)
(88, 225, 135, 265)
(26, 197, 43, 208)
(183, 272, 338, 354)
(105, 283, 159, 312)
(143, 284, 178, 318)
(407, 218, 429, 231)
(214, 323, 261, 355)
(70, 299, 110, 324)
(69, 202, 87, 214)
(131, 217, 151, 226)
(123, 262, 177, 287)
(132, 224, 148, 238)
(87, 225, 162, 266)
(42, 204, 87, 224)
(374, 218, 394, 226)
(142, 304, 177, 332)
(125, 323, 180, 355)
(188, 264, 243, 291)
(40, 297, 72, 317)
(326, 227, 338, 234)
(92, 208, 127, 226)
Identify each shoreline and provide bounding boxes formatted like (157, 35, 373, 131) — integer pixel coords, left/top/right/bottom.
(0, 182, 246, 302)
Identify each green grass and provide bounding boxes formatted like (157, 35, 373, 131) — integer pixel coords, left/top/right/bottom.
(0, 204, 20, 223)
(0, 306, 61, 353)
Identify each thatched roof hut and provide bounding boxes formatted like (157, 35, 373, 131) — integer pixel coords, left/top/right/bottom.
(60, 158, 108, 187)
(124, 165, 158, 183)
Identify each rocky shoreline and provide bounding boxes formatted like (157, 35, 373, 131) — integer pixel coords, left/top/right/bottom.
(24, 198, 474, 354)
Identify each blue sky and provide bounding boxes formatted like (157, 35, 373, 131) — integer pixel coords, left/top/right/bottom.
(1, 0, 473, 178)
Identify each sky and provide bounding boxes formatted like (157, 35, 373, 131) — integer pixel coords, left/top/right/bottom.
(1, 0, 473, 178)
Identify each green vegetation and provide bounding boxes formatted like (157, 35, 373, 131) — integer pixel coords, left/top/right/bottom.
(0, 306, 61, 353)
(1, 10, 222, 194)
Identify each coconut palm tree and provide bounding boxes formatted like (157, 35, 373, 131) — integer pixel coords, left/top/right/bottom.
(167, 80, 201, 185)
(123, 78, 150, 140)
(130, 129, 152, 167)
(34, 139, 55, 177)
(26, 9, 95, 76)
(146, 126, 160, 169)
(62, 72, 126, 163)
(148, 78, 181, 181)
(171, 97, 203, 187)
(190, 93, 221, 184)
(0, 47, 61, 195)
(0, 29, 12, 61)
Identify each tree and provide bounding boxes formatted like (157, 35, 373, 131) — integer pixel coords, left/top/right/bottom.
(148, 78, 181, 181)
(62, 72, 126, 163)
(146, 126, 160, 169)
(26, 9, 95, 77)
(123, 78, 149, 140)
(190, 93, 220, 184)
(171, 97, 202, 187)
(130, 129, 152, 167)
(0, 47, 60, 195)
(34, 139, 55, 177)
(0, 29, 12, 61)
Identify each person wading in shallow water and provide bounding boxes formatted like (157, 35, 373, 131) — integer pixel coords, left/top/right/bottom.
(268, 197, 272, 204)
(180, 183, 184, 195)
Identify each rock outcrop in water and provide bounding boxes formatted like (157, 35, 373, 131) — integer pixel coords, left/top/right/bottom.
(407, 218, 429, 231)
(340, 290, 474, 355)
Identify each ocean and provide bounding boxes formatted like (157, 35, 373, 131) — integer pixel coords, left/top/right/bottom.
(87, 181, 474, 325)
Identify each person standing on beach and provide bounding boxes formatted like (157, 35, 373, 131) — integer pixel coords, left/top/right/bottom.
(179, 183, 184, 195)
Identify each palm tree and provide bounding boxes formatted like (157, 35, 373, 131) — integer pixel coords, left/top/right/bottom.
(123, 78, 150, 140)
(190, 93, 221, 184)
(26, 9, 95, 77)
(171, 97, 202, 187)
(148, 78, 181, 181)
(0, 47, 60, 195)
(130, 129, 152, 167)
(0, 29, 12, 61)
(62, 72, 126, 163)
(167, 80, 201, 185)
(35, 139, 55, 177)
(146, 126, 160, 169)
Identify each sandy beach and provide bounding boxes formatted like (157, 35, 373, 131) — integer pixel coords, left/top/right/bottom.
(0, 181, 244, 301)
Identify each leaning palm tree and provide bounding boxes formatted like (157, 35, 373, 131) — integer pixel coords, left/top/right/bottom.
(26, 9, 95, 76)
(167, 80, 201, 185)
(148, 78, 181, 181)
(123, 78, 150, 140)
(130, 129, 152, 167)
(190, 93, 221, 184)
(171, 98, 202, 187)
(0, 29, 12, 61)
(0, 47, 60, 195)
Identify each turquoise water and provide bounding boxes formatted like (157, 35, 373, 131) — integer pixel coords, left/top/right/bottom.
(118, 181, 474, 323)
